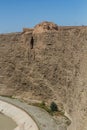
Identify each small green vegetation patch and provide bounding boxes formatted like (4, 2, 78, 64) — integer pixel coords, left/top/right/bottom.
(33, 101, 59, 116)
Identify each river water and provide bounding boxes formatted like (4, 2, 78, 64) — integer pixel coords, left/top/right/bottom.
(0, 113, 17, 130)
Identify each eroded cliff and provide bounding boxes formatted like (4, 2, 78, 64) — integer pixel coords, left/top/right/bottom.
(0, 22, 87, 130)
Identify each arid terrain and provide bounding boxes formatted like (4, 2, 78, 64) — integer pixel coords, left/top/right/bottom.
(0, 21, 87, 130)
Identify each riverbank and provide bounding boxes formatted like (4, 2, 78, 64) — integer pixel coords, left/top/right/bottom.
(0, 96, 68, 130)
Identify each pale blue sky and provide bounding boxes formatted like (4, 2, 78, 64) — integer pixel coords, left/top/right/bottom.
(0, 0, 87, 33)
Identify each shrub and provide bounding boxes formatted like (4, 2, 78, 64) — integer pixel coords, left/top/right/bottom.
(50, 102, 58, 112)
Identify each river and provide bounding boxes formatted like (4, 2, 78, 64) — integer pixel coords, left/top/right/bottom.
(0, 113, 17, 130)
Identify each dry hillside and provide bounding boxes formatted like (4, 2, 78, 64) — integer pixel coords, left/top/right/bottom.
(0, 21, 87, 130)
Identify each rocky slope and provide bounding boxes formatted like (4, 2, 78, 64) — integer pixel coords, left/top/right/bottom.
(0, 22, 87, 130)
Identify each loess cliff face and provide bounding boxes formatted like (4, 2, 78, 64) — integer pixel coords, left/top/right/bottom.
(0, 22, 87, 130)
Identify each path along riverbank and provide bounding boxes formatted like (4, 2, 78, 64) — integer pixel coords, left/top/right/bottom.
(0, 99, 39, 130)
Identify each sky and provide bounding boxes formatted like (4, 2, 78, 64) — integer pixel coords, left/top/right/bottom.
(0, 0, 87, 33)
